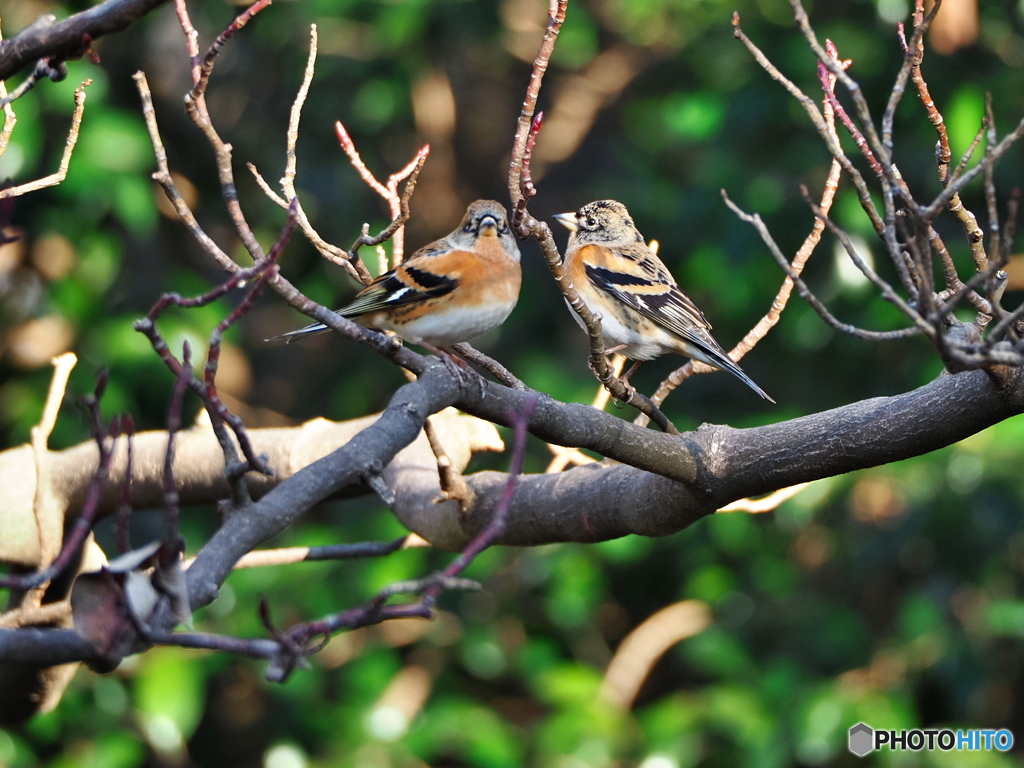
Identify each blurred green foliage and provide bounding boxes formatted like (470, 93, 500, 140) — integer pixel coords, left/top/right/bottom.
(2, 0, 1024, 765)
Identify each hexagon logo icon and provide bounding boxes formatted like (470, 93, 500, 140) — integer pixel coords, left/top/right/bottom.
(848, 723, 874, 757)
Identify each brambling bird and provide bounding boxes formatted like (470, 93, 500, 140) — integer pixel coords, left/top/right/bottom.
(554, 199, 773, 402)
(273, 200, 521, 354)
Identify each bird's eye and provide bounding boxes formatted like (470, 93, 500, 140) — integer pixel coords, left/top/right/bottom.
(463, 224, 474, 233)
(585, 217, 598, 228)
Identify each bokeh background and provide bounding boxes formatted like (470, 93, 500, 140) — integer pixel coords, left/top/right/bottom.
(3, 0, 1024, 765)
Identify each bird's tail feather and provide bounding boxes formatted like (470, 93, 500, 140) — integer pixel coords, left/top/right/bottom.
(697, 346, 775, 403)
(265, 322, 329, 343)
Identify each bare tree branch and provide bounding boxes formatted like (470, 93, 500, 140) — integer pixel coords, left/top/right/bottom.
(0, 0, 169, 82)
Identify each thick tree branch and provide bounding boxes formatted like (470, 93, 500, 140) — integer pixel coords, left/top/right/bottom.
(5, 366, 1022, 565)
(3, 360, 1022, 679)
(182, 365, 461, 611)
(401, 367, 1024, 547)
(0, 0, 169, 82)
(0, 405, 501, 568)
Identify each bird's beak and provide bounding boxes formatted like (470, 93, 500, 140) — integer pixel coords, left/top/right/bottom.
(478, 215, 499, 235)
(553, 212, 577, 232)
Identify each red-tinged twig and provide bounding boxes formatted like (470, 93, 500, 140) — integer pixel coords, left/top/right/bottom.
(736, 11, 920, 334)
(895, 6, 990, 289)
(0, 374, 121, 591)
(817, 46, 881, 177)
(188, 0, 272, 106)
(509, 0, 565, 235)
(335, 120, 391, 200)
(896, 3, 949, 175)
(817, 38, 917, 306)
(506, 1, 676, 432)
(114, 414, 136, 554)
(247, 25, 374, 284)
(883, 0, 941, 152)
(736, 6, 1024, 369)
(515, 111, 544, 226)
(788, 0, 895, 186)
(928, 116, 988, 305)
(731, 13, 888, 256)
(336, 121, 430, 271)
(150, 7, 471, 380)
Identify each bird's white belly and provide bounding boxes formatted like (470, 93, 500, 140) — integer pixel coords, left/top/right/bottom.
(386, 300, 517, 346)
(565, 298, 674, 360)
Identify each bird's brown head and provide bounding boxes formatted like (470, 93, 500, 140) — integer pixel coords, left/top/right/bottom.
(451, 199, 519, 260)
(553, 199, 644, 247)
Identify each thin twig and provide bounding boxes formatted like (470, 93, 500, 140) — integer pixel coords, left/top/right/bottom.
(248, 25, 373, 284)
(448, 343, 527, 390)
(507, 0, 676, 432)
(646, 53, 847, 414)
(181, 0, 272, 263)
(424, 417, 474, 512)
(174, 0, 201, 86)
(0, 80, 90, 199)
(336, 121, 430, 271)
(226, 537, 408, 569)
(134, 70, 237, 273)
(190, 398, 543, 683)
(723, 192, 920, 342)
(508, 0, 565, 235)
